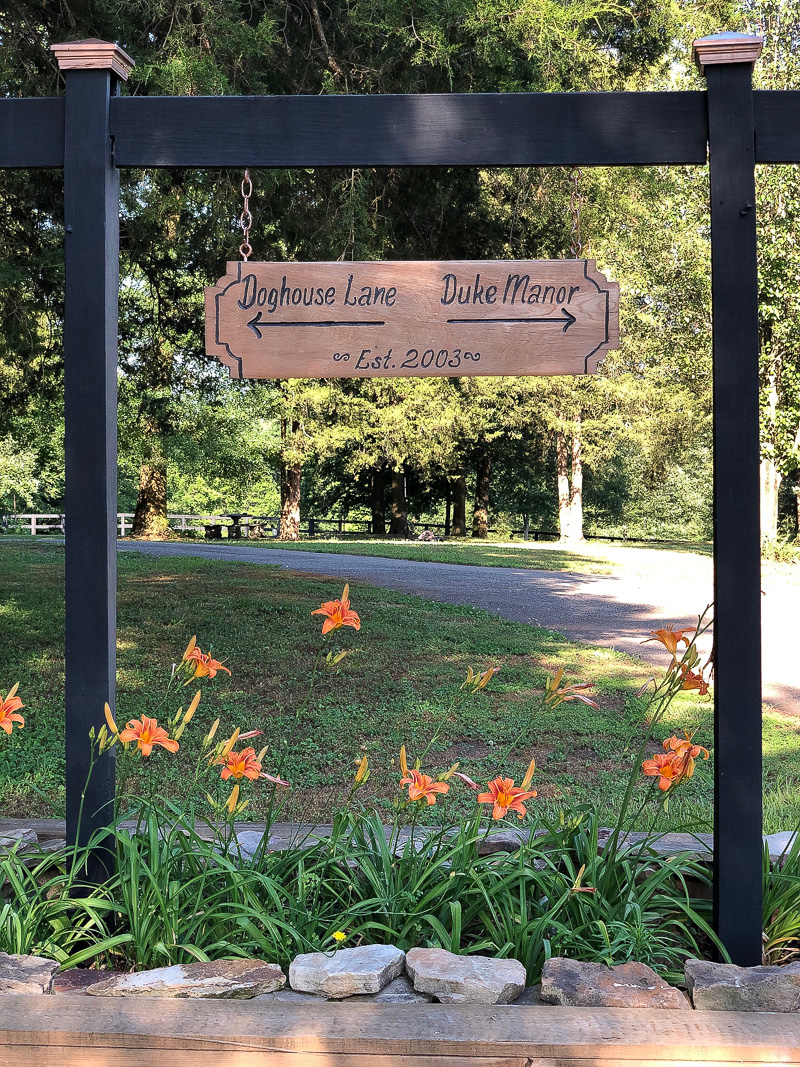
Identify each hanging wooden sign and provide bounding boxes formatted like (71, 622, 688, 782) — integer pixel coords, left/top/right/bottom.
(205, 259, 618, 379)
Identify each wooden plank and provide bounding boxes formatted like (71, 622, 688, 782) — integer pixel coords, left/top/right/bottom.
(62, 66, 118, 862)
(754, 90, 800, 163)
(0, 1050, 523, 1067)
(0, 98, 64, 168)
(705, 61, 763, 966)
(205, 260, 618, 380)
(110, 92, 709, 168)
(1, 1000, 800, 1061)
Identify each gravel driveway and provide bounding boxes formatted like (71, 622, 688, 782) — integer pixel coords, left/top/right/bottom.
(118, 540, 799, 716)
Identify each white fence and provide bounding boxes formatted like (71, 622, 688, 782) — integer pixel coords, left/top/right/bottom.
(1, 513, 275, 537)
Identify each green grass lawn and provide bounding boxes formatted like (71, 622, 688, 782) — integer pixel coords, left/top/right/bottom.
(2, 540, 799, 832)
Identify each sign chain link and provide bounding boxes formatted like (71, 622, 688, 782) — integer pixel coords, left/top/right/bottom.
(569, 166, 583, 259)
(239, 168, 253, 261)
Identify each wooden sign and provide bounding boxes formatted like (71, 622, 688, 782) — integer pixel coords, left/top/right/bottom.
(205, 260, 618, 379)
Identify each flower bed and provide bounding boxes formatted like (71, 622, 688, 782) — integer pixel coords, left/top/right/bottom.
(1, 585, 798, 994)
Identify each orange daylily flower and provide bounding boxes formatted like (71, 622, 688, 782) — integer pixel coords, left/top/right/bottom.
(677, 667, 710, 696)
(477, 776, 537, 820)
(663, 731, 710, 761)
(218, 747, 262, 781)
(118, 715, 179, 756)
(400, 769, 449, 805)
(642, 751, 685, 791)
(642, 626, 695, 659)
(662, 731, 710, 781)
(186, 646, 231, 679)
(311, 584, 361, 635)
(544, 668, 599, 708)
(0, 684, 24, 734)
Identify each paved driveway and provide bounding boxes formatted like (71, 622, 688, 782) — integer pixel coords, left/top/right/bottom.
(118, 541, 799, 715)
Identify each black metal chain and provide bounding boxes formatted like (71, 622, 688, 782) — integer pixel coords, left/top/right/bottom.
(239, 169, 253, 261)
(568, 166, 583, 258)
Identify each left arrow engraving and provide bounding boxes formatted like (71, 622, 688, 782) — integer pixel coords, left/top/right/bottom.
(247, 312, 386, 339)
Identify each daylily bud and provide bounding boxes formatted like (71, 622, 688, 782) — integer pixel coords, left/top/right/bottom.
(453, 771, 479, 790)
(220, 727, 241, 760)
(354, 755, 369, 784)
(183, 690, 201, 723)
(205, 717, 220, 743)
(476, 666, 498, 690)
(256, 745, 268, 763)
(182, 636, 197, 662)
(521, 756, 536, 791)
(104, 702, 118, 736)
(441, 761, 460, 781)
(399, 745, 408, 777)
(226, 783, 240, 813)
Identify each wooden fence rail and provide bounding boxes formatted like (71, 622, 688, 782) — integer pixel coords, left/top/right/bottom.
(0, 512, 701, 545)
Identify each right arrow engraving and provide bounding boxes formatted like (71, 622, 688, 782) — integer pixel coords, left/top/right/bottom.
(446, 307, 577, 332)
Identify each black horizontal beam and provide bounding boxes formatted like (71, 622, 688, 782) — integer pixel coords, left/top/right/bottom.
(4, 89, 800, 171)
(754, 90, 800, 163)
(0, 98, 64, 168)
(110, 91, 710, 168)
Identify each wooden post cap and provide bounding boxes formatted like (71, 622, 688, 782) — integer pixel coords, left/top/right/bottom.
(692, 32, 763, 74)
(51, 39, 134, 80)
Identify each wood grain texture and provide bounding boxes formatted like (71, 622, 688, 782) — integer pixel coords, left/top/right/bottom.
(0, 99, 64, 168)
(1, 999, 800, 1062)
(62, 67, 118, 858)
(110, 92, 708, 168)
(206, 260, 618, 380)
(0, 1053, 525, 1067)
(754, 90, 800, 162)
(705, 61, 763, 967)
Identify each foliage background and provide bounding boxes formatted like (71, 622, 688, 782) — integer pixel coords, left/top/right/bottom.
(5, 0, 796, 543)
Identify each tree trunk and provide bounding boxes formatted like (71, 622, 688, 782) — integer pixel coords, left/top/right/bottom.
(132, 422, 169, 539)
(472, 449, 491, 538)
(370, 466, 386, 536)
(279, 418, 301, 541)
(523, 514, 530, 540)
(556, 430, 571, 541)
(389, 467, 408, 535)
(569, 414, 585, 542)
(451, 472, 467, 536)
(760, 457, 782, 542)
(444, 484, 451, 537)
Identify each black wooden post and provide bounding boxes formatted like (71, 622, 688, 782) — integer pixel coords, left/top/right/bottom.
(52, 41, 134, 852)
(694, 32, 764, 966)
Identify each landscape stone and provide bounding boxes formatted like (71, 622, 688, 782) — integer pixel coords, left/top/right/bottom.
(405, 948, 526, 1004)
(254, 987, 325, 1002)
(685, 958, 800, 1011)
(515, 984, 547, 1005)
(53, 969, 111, 995)
(540, 958, 688, 1009)
(234, 830, 266, 861)
(289, 944, 405, 999)
(0, 828, 37, 855)
(355, 975, 434, 1003)
(764, 831, 798, 865)
(0, 952, 59, 994)
(87, 958, 285, 998)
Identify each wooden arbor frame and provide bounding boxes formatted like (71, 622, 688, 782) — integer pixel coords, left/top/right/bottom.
(0, 32, 792, 966)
